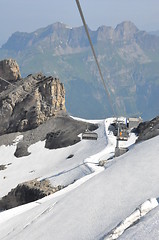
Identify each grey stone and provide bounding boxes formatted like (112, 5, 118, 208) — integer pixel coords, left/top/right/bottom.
(0, 59, 66, 135)
(136, 116, 159, 142)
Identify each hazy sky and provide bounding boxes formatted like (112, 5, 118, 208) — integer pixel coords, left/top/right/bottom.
(0, 0, 159, 46)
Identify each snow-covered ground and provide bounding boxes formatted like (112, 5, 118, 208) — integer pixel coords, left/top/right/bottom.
(0, 117, 159, 240)
(0, 119, 106, 198)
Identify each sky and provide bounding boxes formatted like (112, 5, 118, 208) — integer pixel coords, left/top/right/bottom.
(0, 0, 159, 46)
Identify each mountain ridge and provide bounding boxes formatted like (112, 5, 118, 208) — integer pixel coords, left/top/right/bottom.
(0, 21, 159, 119)
(2, 21, 156, 52)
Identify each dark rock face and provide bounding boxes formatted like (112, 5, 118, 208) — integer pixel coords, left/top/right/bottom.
(0, 114, 98, 158)
(0, 179, 64, 211)
(0, 60, 66, 135)
(0, 165, 6, 171)
(45, 116, 98, 149)
(136, 116, 159, 142)
(14, 142, 31, 158)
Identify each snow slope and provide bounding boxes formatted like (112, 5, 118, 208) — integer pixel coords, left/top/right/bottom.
(0, 118, 159, 240)
(0, 120, 106, 198)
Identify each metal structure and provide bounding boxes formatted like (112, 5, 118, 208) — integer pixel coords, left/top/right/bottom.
(117, 126, 129, 141)
(115, 118, 129, 157)
(82, 129, 98, 140)
(127, 117, 142, 129)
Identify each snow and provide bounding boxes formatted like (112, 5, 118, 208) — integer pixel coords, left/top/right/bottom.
(0, 117, 159, 240)
(0, 119, 106, 198)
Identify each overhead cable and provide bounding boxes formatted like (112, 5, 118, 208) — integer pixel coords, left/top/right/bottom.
(75, 0, 115, 116)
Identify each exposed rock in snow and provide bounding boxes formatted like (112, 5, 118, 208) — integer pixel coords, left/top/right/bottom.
(0, 114, 98, 158)
(0, 165, 6, 171)
(45, 117, 98, 149)
(0, 179, 64, 211)
(136, 115, 159, 142)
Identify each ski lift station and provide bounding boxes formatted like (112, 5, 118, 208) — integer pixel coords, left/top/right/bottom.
(114, 116, 142, 157)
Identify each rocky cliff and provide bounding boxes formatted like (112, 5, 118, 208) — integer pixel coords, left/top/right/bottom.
(0, 59, 66, 135)
(0, 59, 98, 158)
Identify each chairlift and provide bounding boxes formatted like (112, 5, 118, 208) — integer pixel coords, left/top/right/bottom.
(82, 129, 98, 140)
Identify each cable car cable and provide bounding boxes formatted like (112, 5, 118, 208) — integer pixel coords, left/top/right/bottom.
(75, 0, 116, 116)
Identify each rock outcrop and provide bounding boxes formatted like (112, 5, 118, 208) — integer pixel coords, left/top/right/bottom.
(0, 59, 66, 135)
(0, 59, 21, 92)
(0, 59, 21, 81)
(0, 58, 98, 158)
(0, 179, 64, 210)
(45, 116, 98, 149)
(136, 116, 159, 142)
(0, 114, 98, 158)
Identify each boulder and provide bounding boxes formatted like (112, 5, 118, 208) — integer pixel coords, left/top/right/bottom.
(0, 179, 64, 211)
(0, 59, 21, 81)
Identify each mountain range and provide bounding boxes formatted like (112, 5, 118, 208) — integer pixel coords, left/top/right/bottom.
(0, 21, 159, 119)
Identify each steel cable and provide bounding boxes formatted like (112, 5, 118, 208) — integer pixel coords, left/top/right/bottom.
(75, 0, 116, 116)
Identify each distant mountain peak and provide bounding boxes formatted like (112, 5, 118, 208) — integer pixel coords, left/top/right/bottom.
(51, 22, 69, 29)
(115, 21, 139, 31)
(115, 21, 139, 40)
(35, 22, 71, 35)
(0, 21, 159, 120)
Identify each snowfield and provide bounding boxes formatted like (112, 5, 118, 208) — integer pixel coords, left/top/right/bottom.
(0, 117, 159, 240)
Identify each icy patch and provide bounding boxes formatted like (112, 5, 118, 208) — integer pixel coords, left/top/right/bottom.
(104, 198, 159, 240)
